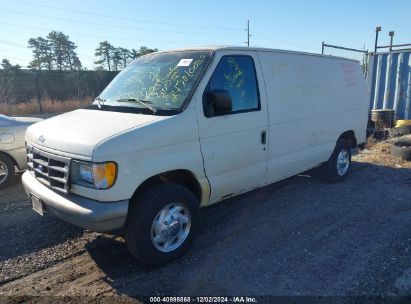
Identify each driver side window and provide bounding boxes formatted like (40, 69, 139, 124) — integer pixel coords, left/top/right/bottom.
(205, 55, 260, 114)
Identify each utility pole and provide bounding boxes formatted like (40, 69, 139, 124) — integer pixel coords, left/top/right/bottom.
(245, 20, 251, 47)
(32, 71, 43, 114)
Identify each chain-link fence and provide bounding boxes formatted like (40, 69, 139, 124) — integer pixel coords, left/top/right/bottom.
(0, 69, 118, 115)
(321, 43, 369, 76)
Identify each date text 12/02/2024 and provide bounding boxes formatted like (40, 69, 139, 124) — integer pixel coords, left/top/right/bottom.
(149, 296, 257, 303)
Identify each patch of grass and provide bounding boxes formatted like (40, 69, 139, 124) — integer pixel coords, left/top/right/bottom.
(0, 98, 93, 116)
(364, 137, 378, 149)
(357, 135, 411, 169)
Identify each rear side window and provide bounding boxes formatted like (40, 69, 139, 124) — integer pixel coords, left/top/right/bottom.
(206, 55, 260, 113)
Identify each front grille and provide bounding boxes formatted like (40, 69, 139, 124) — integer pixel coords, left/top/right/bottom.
(26, 144, 71, 193)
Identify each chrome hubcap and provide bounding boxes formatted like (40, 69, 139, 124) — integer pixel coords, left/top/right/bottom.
(0, 161, 8, 184)
(337, 149, 350, 176)
(151, 203, 191, 253)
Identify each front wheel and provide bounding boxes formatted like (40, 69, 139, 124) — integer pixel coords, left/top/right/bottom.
(0, 154, 15, 189)
(124, 183, 200, 266)
(319, 139, 352, 183)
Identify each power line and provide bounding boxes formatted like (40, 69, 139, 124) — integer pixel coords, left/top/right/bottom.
(0, 40, 96, 62)
(0, 54, 27, 62)
(0, 22, 180, 45)
(252, 33, 318, 52)
(0, 30, 244, 66)
(3, 8, 241, 36)
(0, 22, 243, 49)
(0, 40, 26, 49)
(0, 40, 89, 57)
(9, 0, 243, 31)
(0, 47, 95, 63)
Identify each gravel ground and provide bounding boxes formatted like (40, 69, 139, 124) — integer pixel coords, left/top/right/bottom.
(0, 137, 411, 303)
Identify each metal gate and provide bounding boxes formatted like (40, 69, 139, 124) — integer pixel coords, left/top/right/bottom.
(321, 42, 369, 76)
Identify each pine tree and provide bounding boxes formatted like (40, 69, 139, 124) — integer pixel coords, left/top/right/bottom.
(111, 48, 123, 71)
(138, 46, 158, 56)
(64, 40, 82, 70)
(1, 59, 12, 69)
(28, 32, 81, 70)
(95, 43, 157, 70)
(118, 47, 131, 69)
(47, 31, 81, 71)
(1, 59, 21, 71)
(94, 41, 114, 71)
(28, 37, 53, 70)
(130, 48, 140, 60)
(47, 31, 65, 70)
(130, 46, 158, 59)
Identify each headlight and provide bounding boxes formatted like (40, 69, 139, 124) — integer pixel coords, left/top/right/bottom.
(78, 163, 93, 184)
(71, 161, 117, 190)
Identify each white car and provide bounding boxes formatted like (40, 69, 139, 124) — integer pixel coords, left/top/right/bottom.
(22, 46, 369, 265)
(0, 115, 43, 188)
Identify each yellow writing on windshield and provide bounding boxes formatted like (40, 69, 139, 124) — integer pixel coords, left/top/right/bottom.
(123, 55, 207, 103)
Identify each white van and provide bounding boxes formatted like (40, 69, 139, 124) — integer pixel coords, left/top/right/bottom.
(22, 46, 369, 265)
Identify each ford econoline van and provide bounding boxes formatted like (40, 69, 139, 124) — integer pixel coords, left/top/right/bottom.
(22, 46, 369, 265)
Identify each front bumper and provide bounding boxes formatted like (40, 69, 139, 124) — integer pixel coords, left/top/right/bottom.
(22, 171, 129, 232)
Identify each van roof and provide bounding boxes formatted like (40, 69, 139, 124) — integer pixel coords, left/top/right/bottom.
(156, 45, 359, 63)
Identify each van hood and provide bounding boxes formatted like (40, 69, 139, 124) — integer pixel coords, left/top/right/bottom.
(25, 109, 165, 157)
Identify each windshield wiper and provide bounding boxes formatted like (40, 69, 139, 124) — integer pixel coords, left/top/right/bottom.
(116, 98, 157, 114)
(95, 96, 106, 109)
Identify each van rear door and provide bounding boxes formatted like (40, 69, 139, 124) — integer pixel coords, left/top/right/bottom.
(195, 51, 268, 203)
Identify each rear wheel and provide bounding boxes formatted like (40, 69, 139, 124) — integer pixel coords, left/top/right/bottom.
(124, 183, 200, 266)
(0, 154, 15, 189)
(320, 139, 352, 182)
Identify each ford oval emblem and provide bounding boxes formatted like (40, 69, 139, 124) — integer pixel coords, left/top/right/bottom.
(38, 135, 45, 143)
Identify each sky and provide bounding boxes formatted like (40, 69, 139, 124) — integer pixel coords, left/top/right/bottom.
(1, 0, 410, 69)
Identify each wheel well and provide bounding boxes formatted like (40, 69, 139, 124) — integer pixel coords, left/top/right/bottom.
(338, 130, 357, 148)
(132, 170, 202, 203)
(0, 151, 18, 168)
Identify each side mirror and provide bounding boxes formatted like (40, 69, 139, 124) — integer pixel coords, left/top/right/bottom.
(203, 89, 232, 117)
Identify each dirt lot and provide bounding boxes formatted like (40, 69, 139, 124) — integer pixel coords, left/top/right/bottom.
(0, 137, 411, 302)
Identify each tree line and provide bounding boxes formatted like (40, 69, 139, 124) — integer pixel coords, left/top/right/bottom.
(28, 31, 82, 70)
(0, 30, 158, 72)
(1, 59, 21, 71)
(95, 41, 157, 71)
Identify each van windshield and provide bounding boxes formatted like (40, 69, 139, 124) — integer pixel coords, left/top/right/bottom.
(96, 51, 212, 112)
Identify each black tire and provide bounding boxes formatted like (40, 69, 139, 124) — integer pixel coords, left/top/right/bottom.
(392, 125, 411, 137)
(124, 183, 200, 266)
(319, 139, 352, 183)
(0, 154, 15, 189)
(390, 140, 411, 161)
